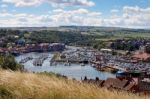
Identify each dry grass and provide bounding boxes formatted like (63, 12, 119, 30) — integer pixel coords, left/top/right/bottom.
(0, 70, 149, 99)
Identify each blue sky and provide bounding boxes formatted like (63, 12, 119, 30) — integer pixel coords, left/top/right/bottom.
(0, 0, 150, 28)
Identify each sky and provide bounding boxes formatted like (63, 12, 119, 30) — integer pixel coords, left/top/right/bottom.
(0, 0, 150, 28)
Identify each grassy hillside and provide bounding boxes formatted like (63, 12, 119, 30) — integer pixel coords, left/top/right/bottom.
(0, 70, 149, 99)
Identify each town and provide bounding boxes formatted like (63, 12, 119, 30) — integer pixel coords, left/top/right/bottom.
(0, 37, 150, 94)
(0, 0, 150, 98)
(0, 27, 150, 95)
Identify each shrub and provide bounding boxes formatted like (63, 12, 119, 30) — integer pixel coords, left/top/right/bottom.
(0, 55, 22, 71)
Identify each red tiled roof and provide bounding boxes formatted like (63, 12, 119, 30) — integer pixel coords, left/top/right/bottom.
(124, 82, 136, 91)
(103, 78, 129, 89)
(103, 78, 117, 88)
(113, 79, 129, 89)
(0, 49, 3, 53)
(132, 53, 150, 60)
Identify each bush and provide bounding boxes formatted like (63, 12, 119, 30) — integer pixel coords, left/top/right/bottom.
(0, 86, 14, 99)
(0, 55, 22, 71)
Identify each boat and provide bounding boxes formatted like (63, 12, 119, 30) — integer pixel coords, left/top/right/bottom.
(64, 62, 71, 66)
(81, 63, 85, 66)
(91, 64, 95, 67)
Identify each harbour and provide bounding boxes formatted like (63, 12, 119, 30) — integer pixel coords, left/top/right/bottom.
(14, 45, 150, 93)
(15, 51, 115, 80)
(15, 45, 150, 81)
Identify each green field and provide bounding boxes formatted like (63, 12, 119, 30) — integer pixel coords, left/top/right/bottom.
(95, 32, 150, 41)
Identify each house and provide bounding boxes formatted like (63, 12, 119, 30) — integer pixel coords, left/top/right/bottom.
(87, 80, 104, 87)
(100, 49, 112, 53)
(124, 82, 137, 91)
(0, 48, 4, 54)
(139, 78, 150, 92)
(82, 77, 104, 87)
(48, 43, 65, 52)
(145, 44, 150, 54)
(83, 77, 138, 92)
(103, 78, 128, 89)
(16, 38, 26, 46)
(132, 52, 150, 61)
(82, 76, 150, 92)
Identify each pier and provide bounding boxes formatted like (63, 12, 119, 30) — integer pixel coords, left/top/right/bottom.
(50, 48, 94, 66)
(33, 54, 49, 66)
(19, 56, 33, 64)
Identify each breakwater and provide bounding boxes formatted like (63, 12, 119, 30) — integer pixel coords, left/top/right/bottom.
(33, 54, 49, 66)
(19, 56, 33, 64)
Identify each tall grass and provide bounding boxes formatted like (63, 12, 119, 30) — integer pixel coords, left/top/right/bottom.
(0, 70, 149, 99)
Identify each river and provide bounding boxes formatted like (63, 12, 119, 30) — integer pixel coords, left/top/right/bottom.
(15, 51, 115, 80)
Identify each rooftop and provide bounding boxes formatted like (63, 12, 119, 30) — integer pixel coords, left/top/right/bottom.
(132, 52, 150, 60)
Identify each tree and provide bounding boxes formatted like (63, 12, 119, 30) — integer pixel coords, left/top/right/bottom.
(145, 45, 150, 54)
(0, 55, 22, 71)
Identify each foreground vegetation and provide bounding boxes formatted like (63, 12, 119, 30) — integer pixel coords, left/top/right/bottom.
(0, 55, 22, 71)
(0, 70, 149, 99)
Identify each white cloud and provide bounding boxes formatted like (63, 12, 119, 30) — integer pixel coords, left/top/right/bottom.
(49, 8, 102, 26)
(0, 4, 8, 8)
(110, 9, 119, 13)
(0, 8, 101, 27)
(122, 6, 150, 28)
(123, 6, 150, 14)
(0, 6, 149, 28)
(2, 0, 95, 7)
(100, 6, 150, 28)
(2, 0, 42, 7)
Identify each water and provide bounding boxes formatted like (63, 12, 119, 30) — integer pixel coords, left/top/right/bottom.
(15, 52, 115, 80)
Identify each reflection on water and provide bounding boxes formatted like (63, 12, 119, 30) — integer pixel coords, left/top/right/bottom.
(15, 52, 115, 80)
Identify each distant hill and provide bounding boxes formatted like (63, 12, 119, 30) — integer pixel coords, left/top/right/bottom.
(0, 26, 150, 33)
(59, 26, 150, 33)
(0, 27, 58, 32)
